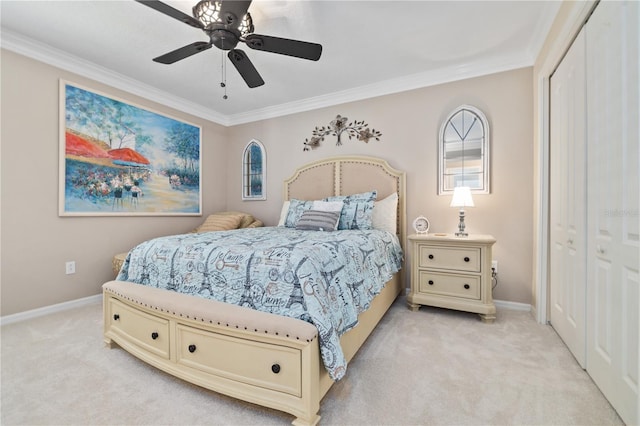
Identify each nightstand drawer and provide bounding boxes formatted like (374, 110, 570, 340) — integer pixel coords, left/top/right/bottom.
(417, 245, 480, 272)
(418, 271, 481, 300)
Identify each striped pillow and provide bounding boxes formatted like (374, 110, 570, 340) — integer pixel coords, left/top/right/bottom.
(195, 213, 243, 233)
(295, 210, 340, 231)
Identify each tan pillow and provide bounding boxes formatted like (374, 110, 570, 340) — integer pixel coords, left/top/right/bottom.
(195, 213, 243, 233)
(215, 211, 257, 228)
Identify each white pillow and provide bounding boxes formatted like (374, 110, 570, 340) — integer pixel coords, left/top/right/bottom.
(277, 201, 291, 226)
(312, 200, 344, 212)
(372, 192, 398, 234)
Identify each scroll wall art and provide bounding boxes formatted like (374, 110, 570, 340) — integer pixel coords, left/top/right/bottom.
(59, 81, 202, 216)
(303, 114, 382, 151)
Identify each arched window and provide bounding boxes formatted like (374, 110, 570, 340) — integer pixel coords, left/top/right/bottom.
(438, 105, 490, 194)
(242, 139, 266, 200)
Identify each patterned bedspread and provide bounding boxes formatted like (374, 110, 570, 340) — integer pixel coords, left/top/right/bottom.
(117, 226, 403, 380)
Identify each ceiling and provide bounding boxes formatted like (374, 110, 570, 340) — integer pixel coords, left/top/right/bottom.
(0, 1, 561, 126)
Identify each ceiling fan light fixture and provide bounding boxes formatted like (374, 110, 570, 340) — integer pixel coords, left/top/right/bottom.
(192, 0, 253, 36)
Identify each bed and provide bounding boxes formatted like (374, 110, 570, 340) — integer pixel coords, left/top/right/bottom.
(102, 155, 406, 425)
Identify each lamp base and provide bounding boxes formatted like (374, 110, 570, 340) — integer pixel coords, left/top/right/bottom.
(456, 208, 468, 237)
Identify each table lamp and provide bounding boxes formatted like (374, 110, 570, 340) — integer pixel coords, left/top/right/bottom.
(450, 186, 474, 237)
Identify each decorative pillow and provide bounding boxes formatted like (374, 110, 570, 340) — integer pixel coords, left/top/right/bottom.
(195, 213, 243, 233)
(283, 199, 315, 228)
(246, 219, 264, 228)
(277, 201, 291, 226)
(372, 192, 398, 234)
(312, 200, 344, 212)
(324, 190, 377, 230)
(295, 210, 341, 231)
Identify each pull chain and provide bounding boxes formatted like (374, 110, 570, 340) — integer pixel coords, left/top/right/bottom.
(220, 50, 228, 100)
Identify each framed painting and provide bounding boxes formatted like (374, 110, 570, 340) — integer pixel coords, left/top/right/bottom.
(59, 81, 202, 216)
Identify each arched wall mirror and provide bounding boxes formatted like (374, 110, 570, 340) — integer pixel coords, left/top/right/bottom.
(438, 105, 490, 194)
(242, 139, 266, 200)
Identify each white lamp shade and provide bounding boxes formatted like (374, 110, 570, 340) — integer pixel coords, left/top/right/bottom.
(450, 186, 475, 207)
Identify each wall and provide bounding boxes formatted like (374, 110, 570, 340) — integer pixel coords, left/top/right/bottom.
(226, 67, 534, 304)
(0, 49, 535, 315)
(0, 50, 229, 316)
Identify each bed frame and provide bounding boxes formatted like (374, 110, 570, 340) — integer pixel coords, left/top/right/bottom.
(102, 156, 406, 425)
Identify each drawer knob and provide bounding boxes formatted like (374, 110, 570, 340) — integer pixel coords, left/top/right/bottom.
(428, 280, 434, 285)
(464, 257, 470, 262)
(428, 254, 434, 260)
(271, 363, 281, 374)
(151, 332, 159, 340)
(113, 314, 120, 321)
(464, 284, 470, 290)
(188, 344, 197, 353)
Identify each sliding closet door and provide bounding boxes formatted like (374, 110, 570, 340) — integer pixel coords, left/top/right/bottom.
(549, 28, 587, 368)
(585, 1, 639, 425)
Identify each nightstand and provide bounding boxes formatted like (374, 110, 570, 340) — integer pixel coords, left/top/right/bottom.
(407, 234, 497, 322)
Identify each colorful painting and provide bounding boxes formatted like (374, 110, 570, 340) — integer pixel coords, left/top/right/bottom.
(59, 81, 202, 216)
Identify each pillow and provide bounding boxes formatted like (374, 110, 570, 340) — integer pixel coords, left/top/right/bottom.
(324, 190, 377, 230)
(195, 213, 243, 233)
(277, 201, 291, 226)
(246, 219, 264, 228)
(283, 199, 314, 228)
(212, 211, 257, 228)
(372, 192, 398, 234)
(295, 210, 341, 231)
(312, 200, 344, 212)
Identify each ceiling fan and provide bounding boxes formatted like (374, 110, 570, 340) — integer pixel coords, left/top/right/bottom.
(136, 0, 323, 89)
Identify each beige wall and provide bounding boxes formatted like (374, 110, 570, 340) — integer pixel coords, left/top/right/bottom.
(226, 67, 534, 304)
(1, 48, 535, 316)
(0, 50, 229, 316)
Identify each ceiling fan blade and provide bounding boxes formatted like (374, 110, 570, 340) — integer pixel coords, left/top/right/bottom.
(228, 49, 264, 88)
(153, 41, 212, 64)
(135, 0, 204, 29)
(244, 34, 322, 61)
(219, 0, 252, 27)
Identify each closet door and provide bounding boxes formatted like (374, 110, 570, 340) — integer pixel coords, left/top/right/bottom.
(586, 2, 639, 425)
(549, 28, 587, 368)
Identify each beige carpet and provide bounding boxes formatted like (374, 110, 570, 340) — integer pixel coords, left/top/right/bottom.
(1, 295, 623, 425)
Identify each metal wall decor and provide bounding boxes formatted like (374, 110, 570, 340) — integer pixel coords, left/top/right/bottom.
(303, 114, 382, 151)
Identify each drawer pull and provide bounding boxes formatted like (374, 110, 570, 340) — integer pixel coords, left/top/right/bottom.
(151, 332, 159, 340)
(464, 257, 470, 262)
(271, 363, 281, 374)
(464, 284, 470, 290)
(428, 254, 434, 260)
(188, 344, 197, 353)
(113, 314, 120, 321)
(428, 280, 434, 285)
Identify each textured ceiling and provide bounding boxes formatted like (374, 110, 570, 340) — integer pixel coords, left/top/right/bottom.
(0, 1, 561, 125)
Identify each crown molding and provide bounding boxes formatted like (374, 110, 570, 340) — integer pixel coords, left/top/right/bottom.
(0, 30, 230, 126)
(2, 28, 536, 128)
(526, 1, 563, 63)
(227, 53, 533, 126)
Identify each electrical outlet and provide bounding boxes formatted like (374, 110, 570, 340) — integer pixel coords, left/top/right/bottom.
(65, 261, 76, 275)
(491, 260, 498, 273)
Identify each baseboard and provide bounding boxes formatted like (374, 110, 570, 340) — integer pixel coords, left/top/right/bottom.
(0, 294, 531, 326)
(0, 294, 102, 326)
(494, 299, 532, 312)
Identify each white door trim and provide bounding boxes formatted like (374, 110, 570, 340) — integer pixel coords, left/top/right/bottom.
(533, 0, 596, 324)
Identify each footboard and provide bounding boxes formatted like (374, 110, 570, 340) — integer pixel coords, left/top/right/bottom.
(103, 280, 322, 426)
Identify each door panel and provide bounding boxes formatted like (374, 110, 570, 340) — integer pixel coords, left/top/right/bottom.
(549, 27, 587, 368)
(586, 1, 639, 424)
